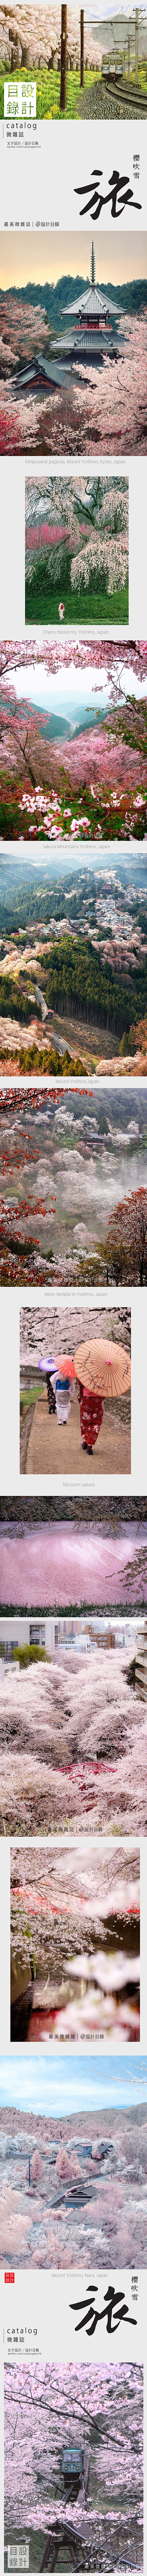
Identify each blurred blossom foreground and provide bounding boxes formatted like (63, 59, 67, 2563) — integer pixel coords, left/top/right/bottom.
(10, 1839, 140, 2047)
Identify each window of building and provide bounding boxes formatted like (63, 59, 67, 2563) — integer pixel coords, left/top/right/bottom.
(29, 1624, 40, 1646)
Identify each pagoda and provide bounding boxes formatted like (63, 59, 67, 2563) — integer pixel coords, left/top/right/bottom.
(61, 241, 113, 359)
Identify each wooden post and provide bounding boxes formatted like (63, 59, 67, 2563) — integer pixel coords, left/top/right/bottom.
(81, 8, 84, 86)
(135, 4, 139, 80)
(60, 4, 67, 113)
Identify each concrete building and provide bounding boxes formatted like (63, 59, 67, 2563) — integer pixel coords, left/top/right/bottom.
(83, 1620, 136, 1652)
(0, 1616, 54, 1654)
(0, 1614, 139, 1660)
(0, 1615, 89, 1657)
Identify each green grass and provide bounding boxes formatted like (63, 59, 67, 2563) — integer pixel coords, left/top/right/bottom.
(0, 62, 100, 119)
(25, 574, 129, 629)
(1, 59, 147, 119)
(20, 1385, 40, 1410)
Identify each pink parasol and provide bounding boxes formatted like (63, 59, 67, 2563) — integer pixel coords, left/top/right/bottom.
(51, 1353, 75, 1379)
(74, 1338, 131, 1398)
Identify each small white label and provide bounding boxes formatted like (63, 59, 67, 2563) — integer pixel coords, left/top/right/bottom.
(7, 2549, 29, 2570)
(4, 81, 36, 118)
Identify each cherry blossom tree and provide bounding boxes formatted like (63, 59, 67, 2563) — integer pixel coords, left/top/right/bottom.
(106, 1185, 147, 1284)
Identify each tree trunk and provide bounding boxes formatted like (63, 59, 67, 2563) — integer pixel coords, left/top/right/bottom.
(60, 4, 67, 113)
(81, 9, 84, 87)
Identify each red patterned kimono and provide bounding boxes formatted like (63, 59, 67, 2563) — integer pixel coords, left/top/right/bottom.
(77, 1382, 104, 1451)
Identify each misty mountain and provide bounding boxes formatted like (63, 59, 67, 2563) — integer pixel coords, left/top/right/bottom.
(0, 851, 147, 934)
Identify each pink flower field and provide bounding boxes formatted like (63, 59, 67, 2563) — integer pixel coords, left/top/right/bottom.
(0, 1509, 146, 1612)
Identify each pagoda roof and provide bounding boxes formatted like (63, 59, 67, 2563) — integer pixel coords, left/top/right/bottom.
(63, 281, 108, 318)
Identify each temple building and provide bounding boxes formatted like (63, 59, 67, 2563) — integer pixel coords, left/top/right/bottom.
(13, 245, 117, 400)
(61, 240, 114, 360)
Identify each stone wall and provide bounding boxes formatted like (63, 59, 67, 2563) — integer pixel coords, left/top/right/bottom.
(0, 6, 101, 72)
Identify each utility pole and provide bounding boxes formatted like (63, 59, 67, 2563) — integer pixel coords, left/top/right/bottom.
(81, 9, 84, 87)
(135, 5, 139, 80)
(60, 4, 67, 114)
(128, 33, 130, 76)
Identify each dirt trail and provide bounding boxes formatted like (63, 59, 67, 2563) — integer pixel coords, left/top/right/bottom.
(22, 1389, 131, 1479)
